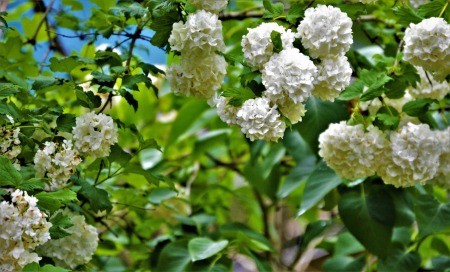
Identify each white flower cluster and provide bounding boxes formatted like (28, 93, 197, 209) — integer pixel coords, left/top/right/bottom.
(167, 53, 227, 98)
(1, 127, 21, 170)
(278, 97, 307, 124)
(241, 22, 296, 70)
(409, 0, 430, 8)
(409, 67, 450, 100)
(168, 10, 227, 99)
(38, 209, 98, 269)
(34, 140, 81, 191)
(313, 56, 352, 101)
(403, 17, 450, 81)
(236, 97, 286, 141)
(216, 96, 239, 125)
(378, 123, 441, 187)
(319, 122, 387, 180)
(297, 5, 353, 59)
(434, 127, 450, 188)
(262, 48, 317, 104)
(72, 112, 118, 158)
(0, 190, 52, 271)
(188, 0, 228, 13)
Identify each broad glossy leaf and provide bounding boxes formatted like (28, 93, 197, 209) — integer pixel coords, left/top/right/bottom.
(188, 238, 228, 261)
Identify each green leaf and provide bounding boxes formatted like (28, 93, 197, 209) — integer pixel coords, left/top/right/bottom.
(221, 88, 255, 107)
(0, 155, 22, 187)
(220, 223, 274, 252)
(277, 156, 315, 199)
(151, 10, 180, 49)
(402, 98, 435, 117)
(299, 220, 332, 252)
(270, 31, 282, 53)
(56, 114, 76, 133)
(157, 240, 191, 272)
(188, 238, 228, 261)
(148, 187, 177, 204)
(109, 144, 132, 166)
(119, 90, 138, 111)
(49, 211, 73, 239)
(122, 74, 153, 91)
(23, 263, 70, 272)
(375, 106, 400, 130)
(49, 56, 82, 73)
(378, 243, 421, 272)
(323, 256, 366, 272)
(35, 189, 77, 212)
(298, 161, 342, 216)
(18, 178, 45, 192)
(0, 83, 22, 97)
(393, 6, 423, 25)
(338, 80, 364, 101)
(338, 185, 395, 258)
(417, 0, 447, 18)
(413, 194, 450, 238)
(263, 0, 284, 18)
(78, 183, 112, 213)
(31, 76, 62, 90)
(286, 2, 303, 24)
(75, 89, 102, 109)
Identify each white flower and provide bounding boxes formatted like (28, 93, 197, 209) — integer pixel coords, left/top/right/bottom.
(189, 0, 228, 13)
(0, 190, 52, 271)
(297, 5, 353, 58)
(434, 127, 450, 188)
(409, 67, 450, 100)
(73, 112, 118, 158)
(313, 56, 352, 101)
(236, 97, 286, 141)
(262, 48, 317, 104)
(276, 97, 307, 124)
(167, 53, 227, 98)
(409, 0, 430, 8)
(169, 10, 225, 54)
(377, 123, 441, 187)
(38, 209, 98, 269)
(403, 17, 450, 81)
(216, 96, 240, 125)
(241, 22, 296, 70)
(319, 122, 387, 180)
(34, 140, 81, 191)
(1, 127, 21, 170)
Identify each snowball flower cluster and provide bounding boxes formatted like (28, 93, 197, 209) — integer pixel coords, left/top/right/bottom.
(38, 209, 98, 269)
(262, 48, 317, 104)
(0, 190, 52, 271)
(167, 53, 227, 98)
(168, 10, 225, 54)
(189, 0, 228, 13)
(403, 17, 450, 81)
(408, 67, 450, 100)
(313, 56, 352, 101)
(297, 5, 353, 58)
(236, 97, 286, 141)
(241, 22, 296, 70)
(378, 123, 441, 187)
(72, 112, 118, 158)
(1, 126, 21, 170)
(319, 122, 387, 180)
(216, 96, 239, 125)
(277, 97, 307, 124)
(34, 140, 81, 191)
(434, 127, 450, 188)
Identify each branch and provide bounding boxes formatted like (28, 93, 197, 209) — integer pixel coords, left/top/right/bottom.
(219, 11, 263, 21)
(30, 0, 55, 43)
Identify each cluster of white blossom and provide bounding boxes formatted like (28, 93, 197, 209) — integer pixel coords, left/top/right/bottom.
(168, 10, 227, 99)
(241, 22, 296, 70)
(313, 56, 352, 101)
(403, 17, 450, 81)
(319, 121, 448, 188)
(38, 209, 99, 269)
(409, 67, 450, 100)
(34, 140, 81, 191)
(297, 5, 353, 59)
(0, 190, 52, 271)
(1, 126, 21, 170)
(319, 122, 387, 180)
(188, 0, 228, 14)
(216, 96, 239, 125)
(72, 112, 118, 158)
(236, 97, 286, 141)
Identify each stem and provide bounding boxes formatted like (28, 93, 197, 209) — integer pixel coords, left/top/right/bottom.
(30, 0, 55, 42)
(253, 188, 272, 261)
(98, 93, 114, 113)
(439, 1, 448, 18)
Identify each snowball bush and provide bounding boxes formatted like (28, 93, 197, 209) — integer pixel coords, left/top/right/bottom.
(241, 22, 295, 70)
(38, 209, 99, 269)
(409, 67, 450, 100)
(0, 190, 52, 271)
(262, 48, 317, 104)
(434, 127, 450, 188)
(189, 0, 228, 13)
(312, 56, 352, 101)
(277, 96, 307, 124)
(297, 5, 353, 58)
(72, 112, 118, 158)
(236, 97, 286, 141)
(377, 123, 441, 187)
(169, 10, 225, 54)
(1, 127, 21, 170)
(403, 17, 450, 80)
(216, 96, 239, 125)
(319, 122, 387, 180)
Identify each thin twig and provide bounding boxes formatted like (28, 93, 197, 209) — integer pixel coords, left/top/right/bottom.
(30, 0, 55, 42)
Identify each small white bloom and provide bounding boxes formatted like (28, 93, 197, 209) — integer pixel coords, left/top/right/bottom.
(38, 209, 98, 269)
(313, 56, 352, 101)
(72, 112, 118, 158)
(433, 127, 450, 188)
(403, 17, 450, 81)
(262, 48, 317, 104)
(216, 96, 240, 125)
(1, 127, 22, 170)
(189, 0, 228, 13)
(241, 22, 296, 70)
(236, 97, 286, 141)
(297, 5, 353, 58)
